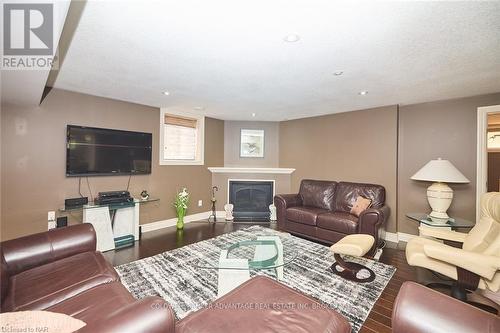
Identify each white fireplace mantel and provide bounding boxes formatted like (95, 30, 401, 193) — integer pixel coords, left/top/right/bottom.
(208, 167, 295, 174)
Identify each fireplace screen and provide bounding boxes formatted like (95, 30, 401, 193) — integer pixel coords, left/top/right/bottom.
(229, 181, 274, 221)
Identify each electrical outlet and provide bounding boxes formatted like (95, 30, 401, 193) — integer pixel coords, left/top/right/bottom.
(198, 200, 203, 207)
(47, 211, 56, 221)
(48, 221, 56, 230)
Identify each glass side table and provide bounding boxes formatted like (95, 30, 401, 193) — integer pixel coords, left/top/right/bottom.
(58, 198, 160, 251)
(406, 213, 475, 229)
(406, 213, 475, 248)
(59, 197, 160, 213)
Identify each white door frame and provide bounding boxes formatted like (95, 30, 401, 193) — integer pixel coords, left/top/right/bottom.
(476, 105, 500, 221)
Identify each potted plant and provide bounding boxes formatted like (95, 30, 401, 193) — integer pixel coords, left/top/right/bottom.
(173, 188, 189, 230)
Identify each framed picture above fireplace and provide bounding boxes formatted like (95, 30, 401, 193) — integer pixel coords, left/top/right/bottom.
(240, 129, 265, 158)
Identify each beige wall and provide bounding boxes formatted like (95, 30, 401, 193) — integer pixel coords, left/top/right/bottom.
(224, 121, 279, 167)
(279, 106, 398, 232)
(3, 88, 499, 240)
(0, 89, 224, 241)
(398, 93, 500, 234)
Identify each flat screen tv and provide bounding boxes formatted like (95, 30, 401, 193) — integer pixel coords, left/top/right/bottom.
(66, 125, 152, 177)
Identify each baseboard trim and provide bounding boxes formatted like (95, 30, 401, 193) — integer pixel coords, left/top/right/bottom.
(397, 232, 417, 243)
(143, 212, 418, 245)
(383, 232, 399, 243)
(141, 211, 213, 233)
(384, 231, 416, 243)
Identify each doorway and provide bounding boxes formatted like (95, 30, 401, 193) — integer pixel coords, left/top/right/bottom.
(477, 105, 500, 221)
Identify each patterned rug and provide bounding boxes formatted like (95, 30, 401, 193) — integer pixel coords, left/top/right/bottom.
(116, 226, 396, 332)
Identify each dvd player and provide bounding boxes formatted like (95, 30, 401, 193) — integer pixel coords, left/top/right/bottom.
(94, 190, 133, 205)
(65, 197, 89, 209)
(98, 190, 130, 198)
(95, 197, 134, 205)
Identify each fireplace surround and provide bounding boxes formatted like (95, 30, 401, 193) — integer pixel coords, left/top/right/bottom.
(208, 167, 295, 221)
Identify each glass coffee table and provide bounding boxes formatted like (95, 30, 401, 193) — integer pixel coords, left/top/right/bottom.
(194, 233, 299, 296)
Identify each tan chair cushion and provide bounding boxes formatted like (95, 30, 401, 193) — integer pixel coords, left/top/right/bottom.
(405, 237, 489, 290)
(330, 234, 374, 257)
(0, 311, 86, 333)
(350, 196, 372, 217)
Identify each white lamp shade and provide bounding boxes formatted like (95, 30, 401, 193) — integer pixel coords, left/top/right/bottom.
(411, 158, 470, 183)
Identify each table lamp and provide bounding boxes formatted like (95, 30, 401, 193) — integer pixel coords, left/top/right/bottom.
(411, 158, 470, 219)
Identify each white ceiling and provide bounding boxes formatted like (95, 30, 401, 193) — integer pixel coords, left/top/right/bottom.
(51, 0, 500, 121)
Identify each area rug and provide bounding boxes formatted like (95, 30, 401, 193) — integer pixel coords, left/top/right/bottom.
(116, 226, 396, 332)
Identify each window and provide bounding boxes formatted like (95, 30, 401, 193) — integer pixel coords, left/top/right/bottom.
(160, 109, 204, 165)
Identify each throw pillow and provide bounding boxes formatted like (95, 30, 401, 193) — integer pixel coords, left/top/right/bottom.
(350, 196, 372, 217)
(0, 311, 86, 333)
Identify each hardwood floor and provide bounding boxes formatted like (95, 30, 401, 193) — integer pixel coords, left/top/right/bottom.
(359, 247, 417, 333)
(103, 221, 417, 332)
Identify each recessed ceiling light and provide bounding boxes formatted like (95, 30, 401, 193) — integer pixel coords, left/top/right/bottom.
(359, 91, 368, 96)
(283, 34, 300, 43)
(162, 91, 170, 96)
(333, 71, 344, 76)
(193, 106, 204, 111)
(251, 113, 256, 117)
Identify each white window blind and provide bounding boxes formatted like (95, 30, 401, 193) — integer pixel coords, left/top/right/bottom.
(163, 115, 198, 160)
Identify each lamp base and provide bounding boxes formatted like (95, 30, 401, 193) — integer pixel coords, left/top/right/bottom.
(427, 182, 453, 220)
(429, 210, 450, 220)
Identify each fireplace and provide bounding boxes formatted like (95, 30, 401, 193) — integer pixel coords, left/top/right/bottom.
(228, 180, 274, 221)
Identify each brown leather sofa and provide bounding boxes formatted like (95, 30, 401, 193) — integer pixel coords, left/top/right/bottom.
(1, 224, 351, 333)
(275, 179, 389, 255)
(0, 224, 174, 333)
(393, 281, 500, 333)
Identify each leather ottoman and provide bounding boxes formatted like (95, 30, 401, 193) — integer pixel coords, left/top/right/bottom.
(176, 276, 351, 333)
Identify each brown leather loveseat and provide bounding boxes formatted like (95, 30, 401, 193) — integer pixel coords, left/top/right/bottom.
(275, 179, 389, 255)
(0, 224, 174, 333)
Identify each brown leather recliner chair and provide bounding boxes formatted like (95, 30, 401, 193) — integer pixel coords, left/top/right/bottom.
(275, 179, 389, 255)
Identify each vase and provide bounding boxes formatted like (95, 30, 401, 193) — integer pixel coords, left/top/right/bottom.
(176, 229, 184, 247)
(176, 215, 184, 230)
(224, 203, 234, 221)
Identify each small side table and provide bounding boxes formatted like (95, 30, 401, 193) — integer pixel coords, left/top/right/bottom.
(59, 197, 160, 251)
(406, 213, 475, 248)
(406, 213, 475, 230)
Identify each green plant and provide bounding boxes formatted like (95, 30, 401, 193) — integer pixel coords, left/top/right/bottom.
(173, 188, 189, 219)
